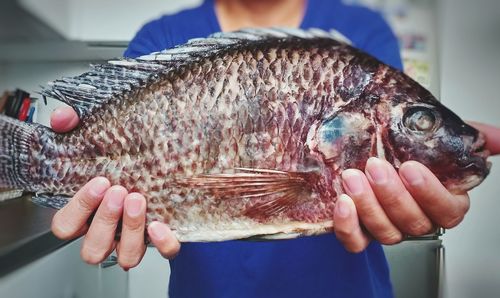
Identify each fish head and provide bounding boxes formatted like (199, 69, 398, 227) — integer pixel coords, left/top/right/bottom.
(381, 97, 491, 193)
(307, 85, 490, 193)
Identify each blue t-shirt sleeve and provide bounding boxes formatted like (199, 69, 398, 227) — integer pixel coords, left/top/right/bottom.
(124, 20, 158, 58)
(124, 18, 174, 58)
(351, 9, 403, 70)
(362, 14, 403, 70)
(300, 0, 403, 70)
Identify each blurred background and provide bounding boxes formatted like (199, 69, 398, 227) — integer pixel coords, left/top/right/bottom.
(0, 0, 499, 297)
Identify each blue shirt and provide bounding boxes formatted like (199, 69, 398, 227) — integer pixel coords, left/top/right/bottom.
(125, 1, 402, 297)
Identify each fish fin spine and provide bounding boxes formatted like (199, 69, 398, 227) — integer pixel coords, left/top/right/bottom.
(138, 28, 350, 62)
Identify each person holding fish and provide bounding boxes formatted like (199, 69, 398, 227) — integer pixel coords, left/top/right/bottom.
(40, 0, 500, 297)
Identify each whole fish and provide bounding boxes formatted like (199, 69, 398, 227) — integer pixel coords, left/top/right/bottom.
(0, 28, 491, 242)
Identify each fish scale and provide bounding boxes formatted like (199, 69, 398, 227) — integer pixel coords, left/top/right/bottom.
(0, 28, 491, 242)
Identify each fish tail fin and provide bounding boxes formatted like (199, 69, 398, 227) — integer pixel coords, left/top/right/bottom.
(31, 194, 71, 210)
(0, 114, 37, 190)
(0, 188, 24, 202)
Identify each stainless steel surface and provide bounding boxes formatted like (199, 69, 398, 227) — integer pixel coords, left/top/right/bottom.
(384, 240, 443, 298)
(405, 227, 445, 241)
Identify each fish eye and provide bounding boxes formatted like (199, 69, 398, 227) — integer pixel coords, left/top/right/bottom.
(404, 107, 437, 132)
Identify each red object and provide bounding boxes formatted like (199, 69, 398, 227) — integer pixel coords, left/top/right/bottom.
(17, 98, 31, 121)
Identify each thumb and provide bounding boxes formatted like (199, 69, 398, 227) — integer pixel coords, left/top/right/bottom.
(50, 106, 80, 133)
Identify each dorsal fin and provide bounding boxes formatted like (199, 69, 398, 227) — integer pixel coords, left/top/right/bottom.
(40, 59, 168, 119)
(138, 27, 351, 62)
(41, 28, 351, 120)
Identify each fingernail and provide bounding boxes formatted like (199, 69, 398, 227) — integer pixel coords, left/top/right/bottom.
(401, 162, 424, 186)
(149, 222, 168, 241)
(89, 177, 110, 198)
(51, 107, 63, 117)
(366, 157, 388, 185)
(107, 187, 125, 211)
(126, 195, 143, 217)
(342, 170, 364, 195)
(336, 194, 351, 218)
(51, 106, 73, 118)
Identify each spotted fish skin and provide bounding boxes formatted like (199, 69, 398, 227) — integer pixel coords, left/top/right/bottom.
(0, 28, 490, 242)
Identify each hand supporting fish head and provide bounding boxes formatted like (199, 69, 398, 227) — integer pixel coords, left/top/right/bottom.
(382, 100, 491, 193)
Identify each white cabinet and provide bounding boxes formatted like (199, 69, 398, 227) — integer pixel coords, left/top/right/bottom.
(17, 0, 202, 41)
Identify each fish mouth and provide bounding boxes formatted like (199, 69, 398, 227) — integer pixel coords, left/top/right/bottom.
(463, 151, 491, 186)
(461, 131, 492, 185)
(466, 150, 491, 173)
(471, 131, 487, 152)
(442, 128, 491, 193)
(472, 147, 491, 160)
(452, 152, 491, 193)
(470, 131, 491, 163)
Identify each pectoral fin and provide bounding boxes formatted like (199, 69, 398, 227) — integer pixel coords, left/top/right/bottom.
(177, 168, 316, 217)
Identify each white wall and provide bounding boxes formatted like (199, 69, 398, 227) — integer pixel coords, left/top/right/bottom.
(18, 0, 203, 41)
(128, 248, 171, 298)
(440, 0, 500, 297)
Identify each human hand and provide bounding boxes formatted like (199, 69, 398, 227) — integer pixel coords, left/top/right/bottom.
(50, 107, 180, 269)
(333, 122, 500, 253)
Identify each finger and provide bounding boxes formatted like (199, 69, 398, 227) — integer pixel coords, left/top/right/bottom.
(399, 161, 470, 229)
(333, 194, 371, 253)
(51, 177, 110, 240)
(342, 169, 403, 244)
(118, 193, 147, 269)
(468, 121, 500, 155)
(148, 222, 180, 260)
(365, 157, 434, 236)
(50, 106, 80, 133)
(81, 185, 127, 264)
